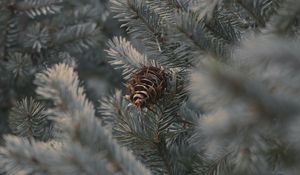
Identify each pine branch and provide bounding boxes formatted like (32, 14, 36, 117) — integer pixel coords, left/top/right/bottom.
(1, 6, 19, 60)
(236, 0, 266, 27)
(8, 97, 51, 141)
(191, 60, 299, 121)
(148, 0, 236, 64)
(73, 4, 109, 23)
(168, 103, 200, 142)
(190, 0, 282, 30)
(0, 135, 114, 175)
(106, 36, 150, 79)
(188, 0, 225, 20)
(265, 0, 300, 34)
(16, 0, 63, 19)
(23, 23, 49, 53)
(99, 70, 188, 174)
(99, 91, 166, 173)
(111, 0, 166, 57)
(4, 52, 33, 80)
(204, 9, 242, 43)
(207, 152, 232, 175)
(170, 11, 230, 60)
(52, 22, 101, 53)
(146, 0, 188, 24)
(111, 0, 229, 67)
(34, 63, 152, 175)
(146, 1, 217, 68)
(191, 151, 232, 175)
(149, 0, 241, 44)
(233, 35, 300, 113)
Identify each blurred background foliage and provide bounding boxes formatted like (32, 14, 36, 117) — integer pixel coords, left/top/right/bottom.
(0, 0, 124, 143)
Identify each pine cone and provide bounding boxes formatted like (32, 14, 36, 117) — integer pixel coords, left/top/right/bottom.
(125, 66, 167, 110)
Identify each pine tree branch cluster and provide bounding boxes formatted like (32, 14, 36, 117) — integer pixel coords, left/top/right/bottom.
(0, 0, 111, 111)
(1, 0, 300, 175)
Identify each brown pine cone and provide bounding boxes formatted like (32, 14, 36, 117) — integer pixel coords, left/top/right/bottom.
(125, 66, 167, 110)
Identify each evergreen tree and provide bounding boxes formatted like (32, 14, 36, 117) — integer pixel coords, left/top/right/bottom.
(1, 0, 300, 175)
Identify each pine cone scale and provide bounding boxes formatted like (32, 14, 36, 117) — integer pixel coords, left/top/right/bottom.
(126, 66, 167, 109)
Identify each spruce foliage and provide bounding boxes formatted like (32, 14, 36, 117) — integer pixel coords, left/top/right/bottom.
(1, 0, 300, 175)
(0, 0, 115, 139)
